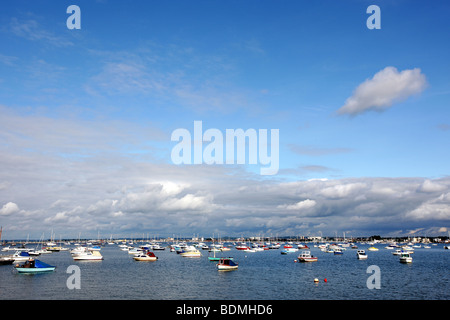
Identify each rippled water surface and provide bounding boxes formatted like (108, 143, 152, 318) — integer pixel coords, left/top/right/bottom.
(1, 244, 448, 300)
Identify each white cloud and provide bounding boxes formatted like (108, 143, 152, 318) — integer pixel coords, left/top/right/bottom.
(418, 179, 447, 193)
(278, 199, 316, 211)
(1, 107, 449, 239)
(0, 202, 19, 216)
(321, 182, 367, 199)
(338, 66, 427, 116)
(9, 18, 73, 47)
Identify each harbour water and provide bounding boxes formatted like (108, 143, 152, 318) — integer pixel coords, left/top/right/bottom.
(1, 243, 449, 300)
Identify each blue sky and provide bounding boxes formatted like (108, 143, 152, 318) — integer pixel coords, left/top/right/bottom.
(0, 1, 449, 239)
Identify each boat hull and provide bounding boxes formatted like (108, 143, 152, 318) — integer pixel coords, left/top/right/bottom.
(298, 257, 318, 262)
(217, 265, 238, 270)
(16, 267, 55, 273)
(133, 257, 157, 261)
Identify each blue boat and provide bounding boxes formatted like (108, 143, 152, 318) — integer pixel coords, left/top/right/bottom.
(15, 259, 56, 273)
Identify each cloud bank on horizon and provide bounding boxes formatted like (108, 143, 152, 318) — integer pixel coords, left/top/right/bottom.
(0, 1, 449, 239)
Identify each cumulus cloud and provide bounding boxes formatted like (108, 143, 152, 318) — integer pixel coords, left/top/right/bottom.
(0, 202, 19, 216)
(337, 66, 427, 116)
(418, 179, 447, 193)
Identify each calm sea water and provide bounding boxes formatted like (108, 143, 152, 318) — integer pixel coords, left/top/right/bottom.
(1, 244, 448, 300)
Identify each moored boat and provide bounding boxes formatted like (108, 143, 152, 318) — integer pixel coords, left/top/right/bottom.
(356, 250, 368, 259)
(133, 251, 158, 261)
(297, 251, 318, 262)
(72, 249, 103, 260)
(15, 259, 55, 273)
(399, 252, 413, 263)
(0, 255, 15, 265)
(217, 258, 238, 270)
(281, 247, 298, 254)
(179, 246, 202, 257)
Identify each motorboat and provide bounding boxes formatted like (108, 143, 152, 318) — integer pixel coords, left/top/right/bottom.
(399, 253, 413, 263)
(392, 249, 402, 255)
(367, 246, 379, 251)
(127, 247, 143, 255)
(217, 258, 238, 271)
(11, 251, 33, 262)
(179, 246, 202, 257)
(72, 249, 103, 260)
(45, 246, 63, 252)
(297, 251, 318, 262)
(334, 248, 344, 255)
(133, 251, 158, 261)
(281, 247, 298, 254)
(0, 255, 15, 265)
(14, 259, 55, 273)
(151, 244, 166, 250)
(356, 250, 368, 259)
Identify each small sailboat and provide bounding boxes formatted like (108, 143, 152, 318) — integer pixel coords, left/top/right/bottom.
(208, 245, 221, 261)
(356, 250, 368, 260)
(217, 258, 238, 271)
(15, 259, 55, 273)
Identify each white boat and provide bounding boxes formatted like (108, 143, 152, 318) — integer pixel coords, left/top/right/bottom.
(281, 247, 298, 254)
(392, 249, 403, 256)
(70, 246, 87, 255)
(127, 247, 143, 255)
(133, 251, 158, 261)
(356, 250, 368, 259)
(180, 250, 201, 257)
(297, 251, 318, 262)
(401, 246, 414, 254)
(179, 246, 202, 257)
(72, 250, 103, 261)
(10, 251, 33, 262)
(399, 253, 412, 263)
